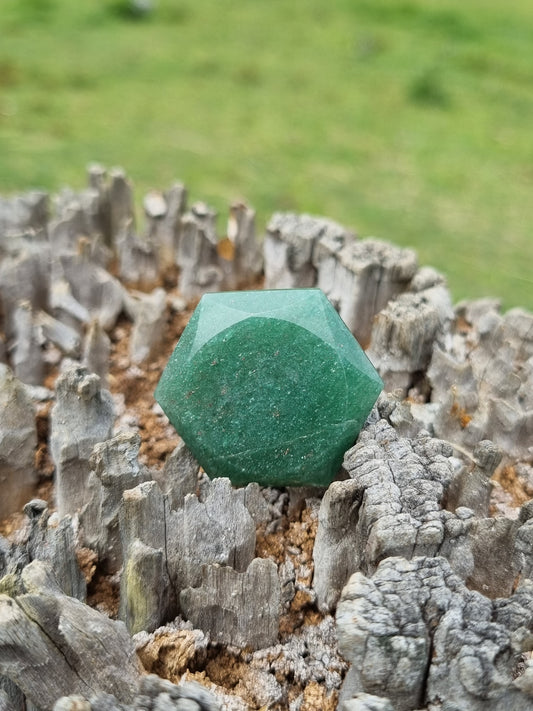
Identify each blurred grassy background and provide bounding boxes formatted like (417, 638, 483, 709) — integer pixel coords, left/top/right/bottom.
(1, 0, 532, 309)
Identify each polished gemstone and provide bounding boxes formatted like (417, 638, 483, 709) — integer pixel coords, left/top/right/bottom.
(155, 289, 383, 487)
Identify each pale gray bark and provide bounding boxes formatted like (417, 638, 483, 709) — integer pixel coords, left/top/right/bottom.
(0, 191, 48, 239)
(10, 302, 45, 385)
(176, 203, 222, 298)
(0, 677, 25, 711)
(0, 561, 140, 711)
(48, 199, 106, 262)
(0, 244, 50, 340)
(313, 479, 362, 612)
(336, 556, 533, 711)
(263, 214, 419, 345)
(264, 212, 352, 290)
(49, 278, 90, 333)
(108, 168, 135, 242)
(50, 367, 115, 517)
(119, 481, 175, 633)
(54, 674, 220, 711)
(0, 498, 85, 602)
(180, 558, 280, 649)
(319, 238, 418, 346)
(220, 202, 263, 289)
(0, 365, 37, 520)
(444, 439, 502, 516)
(79, 432, 151, 574)
(34, 309, 81, 358)
(428, 299, 533, 459)
(314, 417, 533, 611)
(55, 253, 124, 331)
(153, 440, 200, 511)
(341, 695, 395, 711)
(367, 281, 453, 393)
(126, 287, 167, 364)
(87, 162, 113, 245)
(21, 501, 86, 601)
(82, 319, 111, 388)
(144, 183, 187, 270)
(251, 615, 346, 705)
(116, 223, 160, 286)
(166, 477, 256, 592)
(118, 476, 266, 639)
(313, 419, 457, 610)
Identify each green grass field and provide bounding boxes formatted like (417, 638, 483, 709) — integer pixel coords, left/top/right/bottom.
(1, 0, 532, 309)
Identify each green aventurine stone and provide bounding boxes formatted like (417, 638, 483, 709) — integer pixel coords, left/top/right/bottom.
(155, 289, 383, 487)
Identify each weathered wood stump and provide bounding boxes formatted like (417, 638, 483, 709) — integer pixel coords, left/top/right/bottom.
(0, 167, 532, 711)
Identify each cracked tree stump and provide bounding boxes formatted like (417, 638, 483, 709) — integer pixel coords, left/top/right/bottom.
(1, 173, 533, 710)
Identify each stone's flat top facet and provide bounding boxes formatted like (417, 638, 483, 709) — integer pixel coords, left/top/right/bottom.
(155, 289, 383, 487)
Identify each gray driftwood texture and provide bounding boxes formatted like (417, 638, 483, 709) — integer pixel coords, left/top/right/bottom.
(126, 287, 167, 364)
(222, 202, 263, 289)
(55, 252, 125, 331)
(119, 480, 175, 634)
(0, 561, 141, 711)
(176, 203, 223, 297)
(367, 271, 454, 393)
(314, 414, 533, 609)
(50, 367, 115, 517)
(0, 242, 50, 342)
(117, 222, 160, 285)
(10, 302, 45, 385)
(0, 365, 37, 520)
(0, 166, 264, 396)
(427, 301, 533, 459)
(79, 432, 151, 574)
(0, 191, 48, 238)
(0, 500, 85, 602)
(264, 212, 354, 290)
(82, 319, 111, 388)
(264, 213, 420, 345)
(336, 556, 533, 711)
(1, 168, 533, 710)
(318, 238, 418, 346)
(313, 417, 468, 610)
(144, 183, 187, 271)
(153, 439, 200, 510)
(180, 558, 280, 649)
(117, 474, 277, 642)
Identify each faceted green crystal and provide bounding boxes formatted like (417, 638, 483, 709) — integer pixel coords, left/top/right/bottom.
(155, 289, 383, 487)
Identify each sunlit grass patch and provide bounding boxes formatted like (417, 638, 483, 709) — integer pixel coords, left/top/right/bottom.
(0, 0, 532, 309)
